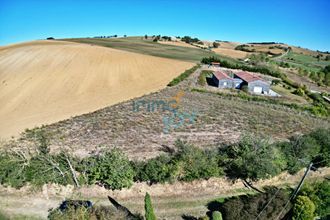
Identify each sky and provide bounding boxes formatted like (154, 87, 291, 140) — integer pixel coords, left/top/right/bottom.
(0, 0, 329, 51)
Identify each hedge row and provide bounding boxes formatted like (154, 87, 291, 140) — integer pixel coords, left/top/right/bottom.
(0, 128, 329, 190)
(167, 64, 200, 86)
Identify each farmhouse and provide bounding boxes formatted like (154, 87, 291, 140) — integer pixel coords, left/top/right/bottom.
(234, 71, 270, 94)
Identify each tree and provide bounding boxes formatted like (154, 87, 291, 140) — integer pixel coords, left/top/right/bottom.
(175, 141, 223, 181)
(83, 149, 134, 190)
(212, 211, 223, 220)
(219, 188, 290, 219)
(144, 34, 148, 39)
(134, 155, 178, 184)
(213, 42, 220, 48)
(292, 196, 315, 220)
(309, 128, 330, 167)
(279, 135, 321, 174)
(145, 193, 157, 220)
(300, 180, 330, 218)
(224, 136, 286, 181)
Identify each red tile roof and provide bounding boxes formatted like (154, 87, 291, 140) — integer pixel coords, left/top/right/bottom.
(213, 71, 232, 80)
(234, 71, 264, 83)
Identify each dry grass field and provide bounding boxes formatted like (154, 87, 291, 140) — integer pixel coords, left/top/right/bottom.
(158, 40, 197, 48)
(0, 40, 193, 138)
(212, 41, 247, 59)
(212, 47, 248, 59)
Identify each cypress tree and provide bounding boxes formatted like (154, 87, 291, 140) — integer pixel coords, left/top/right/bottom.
(144, 192, 157, 220)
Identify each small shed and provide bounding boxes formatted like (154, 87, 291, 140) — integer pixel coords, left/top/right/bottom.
(212, 71, 233, 88)
(211, 62, 220, 67)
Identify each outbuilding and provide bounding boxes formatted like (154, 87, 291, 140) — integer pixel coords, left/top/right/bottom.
(212, 71, 233, 88)
(234, 71, 270, 94)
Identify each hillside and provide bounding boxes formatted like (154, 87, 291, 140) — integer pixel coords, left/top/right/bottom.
(16, 65, 329, 160)
(0, 40, 193, 138)
(61, 37, 235, 63)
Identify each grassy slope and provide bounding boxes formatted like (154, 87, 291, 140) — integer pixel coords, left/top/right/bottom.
(60, 37, 237, 63)
(277, 50, 330, 71)
(19, 77, 329, 161)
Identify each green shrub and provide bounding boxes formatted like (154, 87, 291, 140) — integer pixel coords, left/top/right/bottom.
(198, 70, 213, 86)
(175, 141, 223, 181)
(145, 193, 157, 220)
(299, 180, 330, 218)
(309, 128, 330, 167)
(134, 155, 178, 184)
(0, 152, 28, 188)
(219, 188, 290, 220)
(48, 206, 91, 220)
(212, 211, 222, 220)
(224, 136, 286, 180)
(293, 88, 305, 96)
(83, 149, 134, 190)
(168, 65, 200, 86)
(292, 196, 315, 220)
(279, 135, 321, 174)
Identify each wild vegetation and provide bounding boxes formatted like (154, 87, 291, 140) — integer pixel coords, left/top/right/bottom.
(197, 70, 213, 86)
(1, 128, 328, 190)
(167, 65, 200, 86)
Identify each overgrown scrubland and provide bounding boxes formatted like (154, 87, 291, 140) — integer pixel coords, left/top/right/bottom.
(1, 128, 329, 190)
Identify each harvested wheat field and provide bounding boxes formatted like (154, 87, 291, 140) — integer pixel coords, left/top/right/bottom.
(158, 40, 197, 48)
(0, 40, 193, 138)
(213, 47, 248, 59)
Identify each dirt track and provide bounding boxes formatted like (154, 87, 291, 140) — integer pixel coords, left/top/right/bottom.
(0, 40, 193, 138)
(1, 168, 329, 219)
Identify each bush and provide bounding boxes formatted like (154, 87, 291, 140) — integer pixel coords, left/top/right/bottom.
(213, 42, 220, 48)
(299, 180, 330, 218)
(198, 70, 213, 86)
(134, 155, 178, 184)
(83, 149, 134, 190)
(279, 134, 321, 174)
(175, 141, 223, 181)
(292, 196, 315, 220)
(181, 36, 200, 44)
(25, 152, 75, 187)
(293, 88, 305, 96)
(219, 188, 290, 220)
(145, 193, 157, 220)
(224, 136, 286, 180)
(309, 128, 330, 167)
(212, 211, 222, 220)
(167, 65, 200, 86)
(0, 152, 27, 188)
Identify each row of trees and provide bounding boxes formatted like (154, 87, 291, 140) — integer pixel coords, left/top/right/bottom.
(181, 36, 200, 44)
(1, 128, 329, 190)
